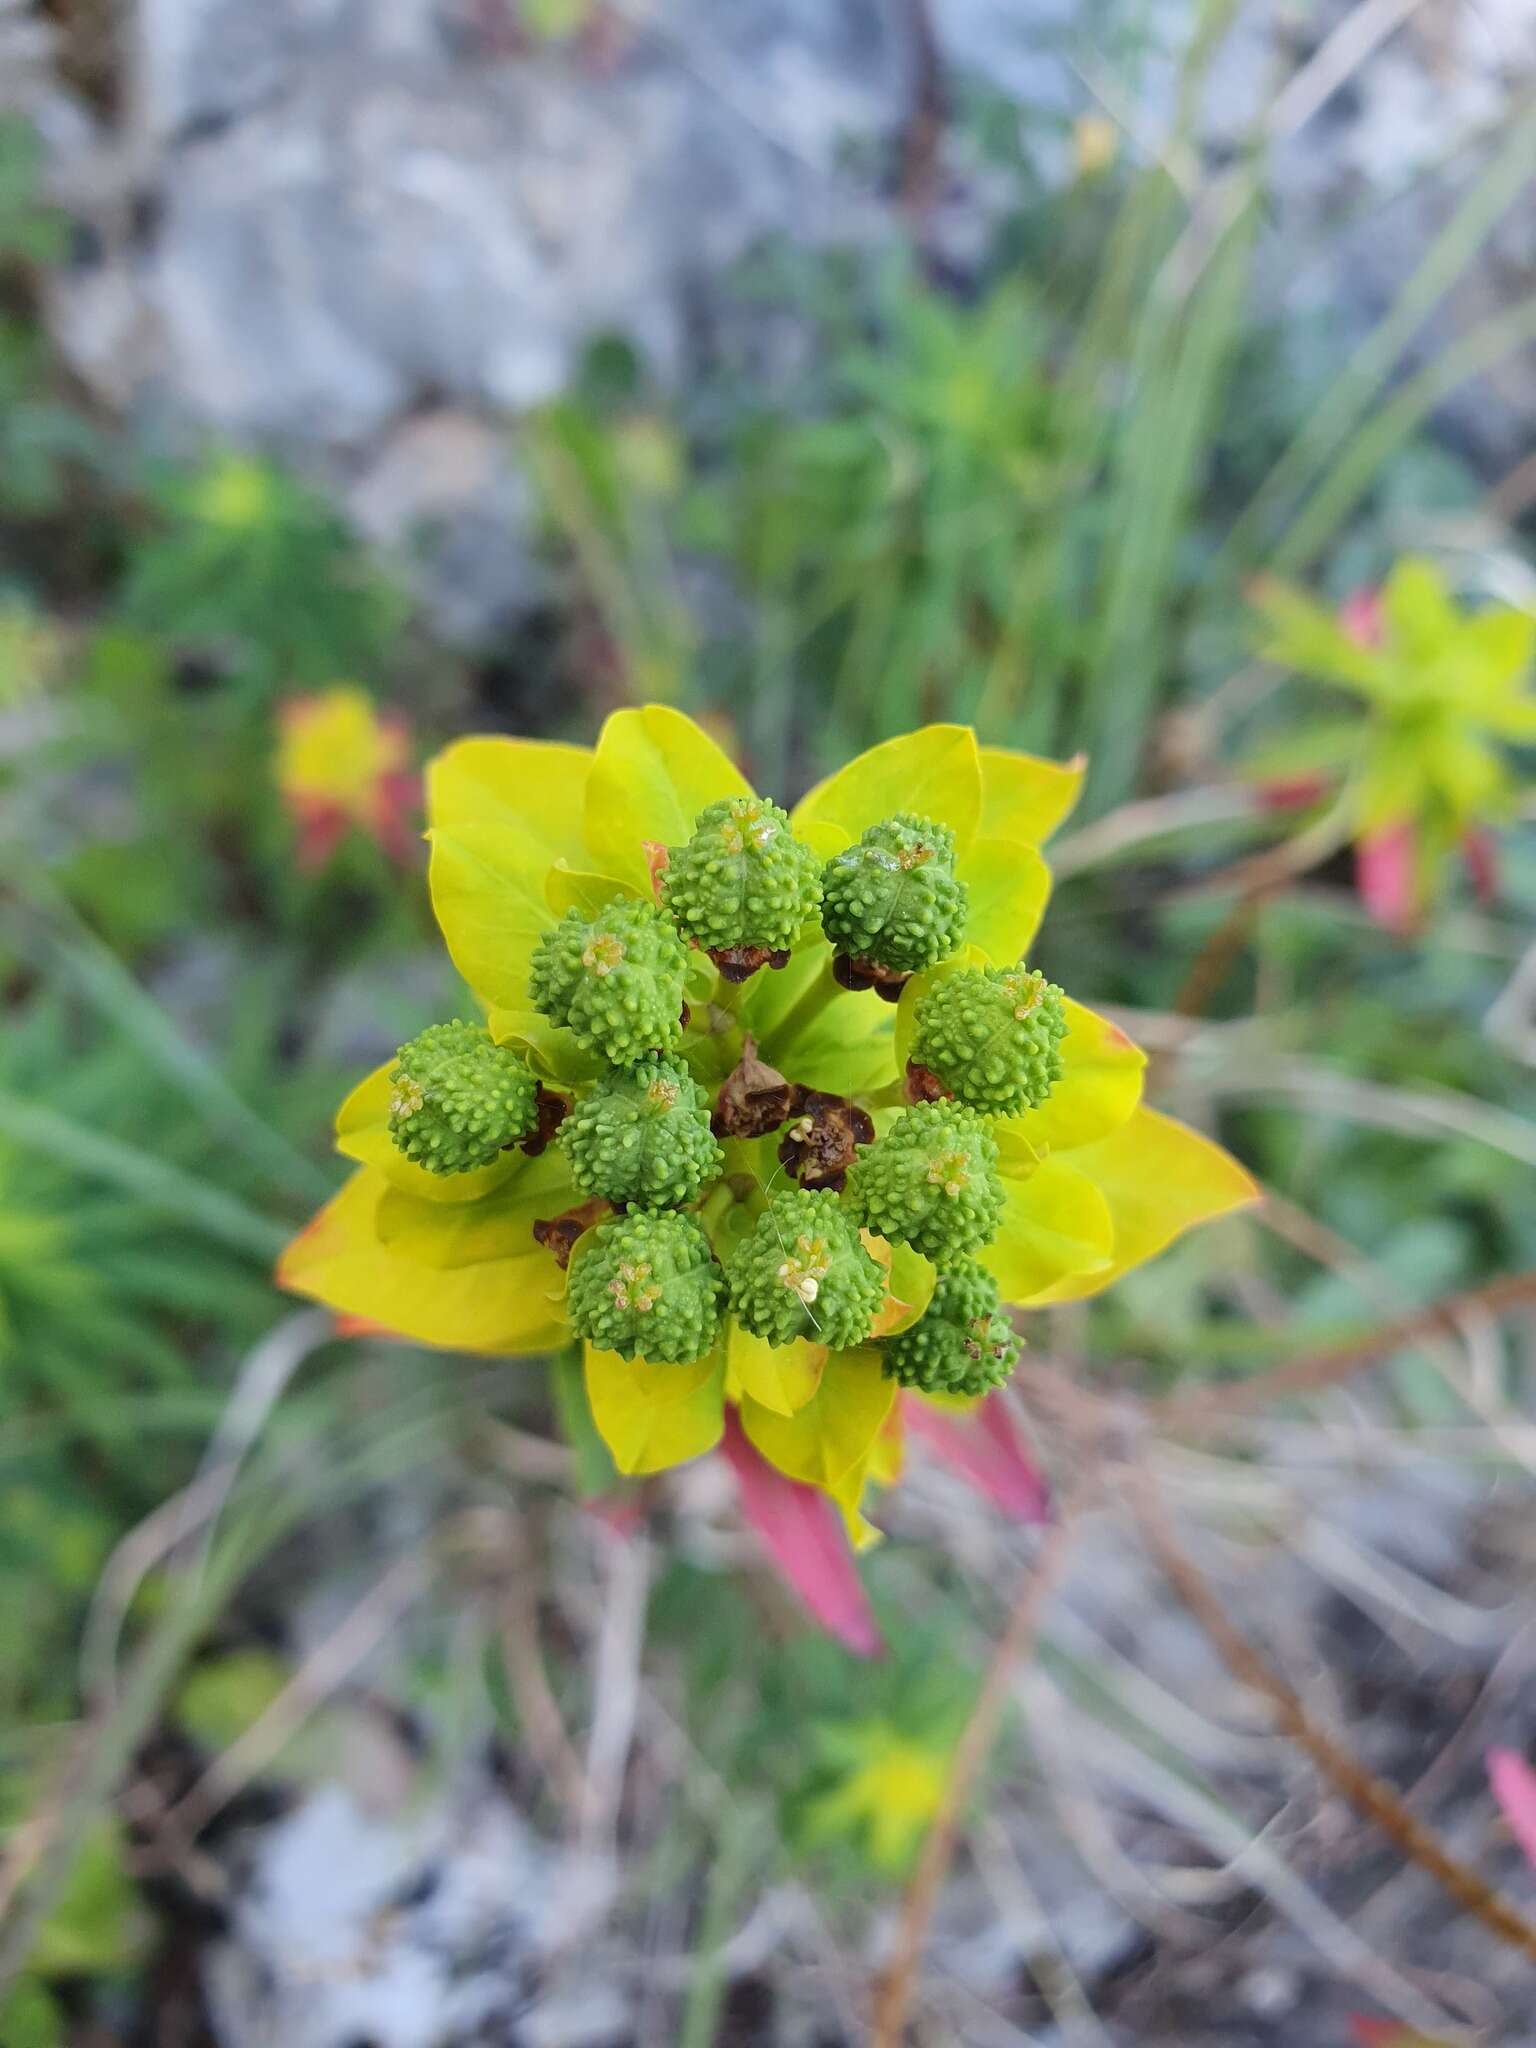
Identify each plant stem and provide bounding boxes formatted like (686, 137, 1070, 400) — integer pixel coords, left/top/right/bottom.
(771, 956, 843, 1056)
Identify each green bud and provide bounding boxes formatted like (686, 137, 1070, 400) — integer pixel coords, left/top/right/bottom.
(728, 1188, 885, 1350)
(388, 1020, 539, 1174)
(845, 1102, 1003, 1262)
(910, 964, 1067, 1116)
(880, 1260, 1019, 1396)
(567, 1210, 724, 1365)
(529, 896, 688, 1066)
(821, 812, 968, 976)
(558, 1053, 724, 1209)
(661, 796, 821, 960)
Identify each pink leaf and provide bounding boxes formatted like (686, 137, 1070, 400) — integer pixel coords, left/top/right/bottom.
(1489, 1748, 1536, 1871)
(719, 1413, 881, 1657)
(1356, 821, 1419, 935)
(903, 1392, 1052, 1523)
(1462, 827, 1499, 906)
(1339, 587, 1383, 647)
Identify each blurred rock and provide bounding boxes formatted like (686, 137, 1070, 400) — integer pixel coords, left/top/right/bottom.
(124, 1, 908, 443)
(29, 0, 1536, 645)
(347, 408, 547, 643)
(204, 1777, 630, 2048)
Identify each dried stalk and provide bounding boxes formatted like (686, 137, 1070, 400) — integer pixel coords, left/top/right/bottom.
(869, 1481, 1096, 2048)
(1160, 1268, 1536, 1433)
(1130, 1465, 1536, 1969)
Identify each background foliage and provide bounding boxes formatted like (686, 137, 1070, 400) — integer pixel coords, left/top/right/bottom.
(0, 9, 1533, 2034)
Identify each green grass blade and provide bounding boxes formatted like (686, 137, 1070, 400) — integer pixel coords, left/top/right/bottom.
(1221, 100, 1536, 571)
(0, 1092, 291, 1261)
(1272, 292, 1536, 573)
(3, 881, 333, 1204)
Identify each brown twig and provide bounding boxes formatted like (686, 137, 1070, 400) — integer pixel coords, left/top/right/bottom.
(1172, 889, 1268, 1017)
(494, 1504, 588, 1812)
(869, 1480, 1097, 2047)
(1129, 1463, 1536, 1968)
(897, 0, 947, 234)
(1160, 1268, 1536, 1433)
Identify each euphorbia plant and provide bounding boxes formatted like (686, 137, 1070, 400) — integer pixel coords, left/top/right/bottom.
(280, 709, 1254, 1644)
(1248, 558, 1536, 933)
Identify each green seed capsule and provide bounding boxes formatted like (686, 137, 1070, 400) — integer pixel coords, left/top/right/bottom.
(727, 1188, 885, 1350)
(567, 1210, 725, 1364)
(387, 1020, 539, 1174)
(880, 1260, 1019, 1396)
(529, 896, 689, 1066)
(559, 1053, 723, 1209)
(845, 1101, 1004, 1263)
(820, 812, 968, 976)
(661, 795, 822, 957)
(910, 964, 1067, 1116)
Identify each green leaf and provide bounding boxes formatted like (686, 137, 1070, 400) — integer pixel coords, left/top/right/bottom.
(176, 1649, 290, 1750)
(552, 1345, 620, 1496)
(1380, 557, 1457, 663)
(31, 1819, 141, 1978)
(0, 1978, 64, 2048)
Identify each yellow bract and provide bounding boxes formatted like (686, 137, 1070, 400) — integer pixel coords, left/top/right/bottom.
(584, 704, 752, 890)
(1025, 1105, 1259, 1305)
(278, 1164, 570, 1354)
(728, 1323, 826, 1416)
(583, 1342, 727, 1474)
(793, 725, 984, 857)
(976, 743, 1085, 844)
(740, 1347, 896, 1493)
(279, 705, 1259, 1512)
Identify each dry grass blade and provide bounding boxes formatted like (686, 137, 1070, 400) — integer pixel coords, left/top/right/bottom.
(869, 1480, 1097, 2048)
(1130, 1463, 1536, 1970)
(1161, 1268, 1536, 1431)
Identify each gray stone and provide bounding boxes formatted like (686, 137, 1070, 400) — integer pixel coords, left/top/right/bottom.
(346, 407, 548, 644)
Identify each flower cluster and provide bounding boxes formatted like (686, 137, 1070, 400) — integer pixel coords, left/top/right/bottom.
(281, 709, 1255, 1574)
(274, 685, 418, 870)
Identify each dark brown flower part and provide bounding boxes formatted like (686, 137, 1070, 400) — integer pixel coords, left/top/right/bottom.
(518, 1085, 571, 1156)
(832, 952, 911, 1003)
(903, 1059, 952, 1105)
(776, 1091, 876, 1193)
(532, 1197, 611, 1270)
(708, 944, 791, 984)
(712, 1034, 805, 1139)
